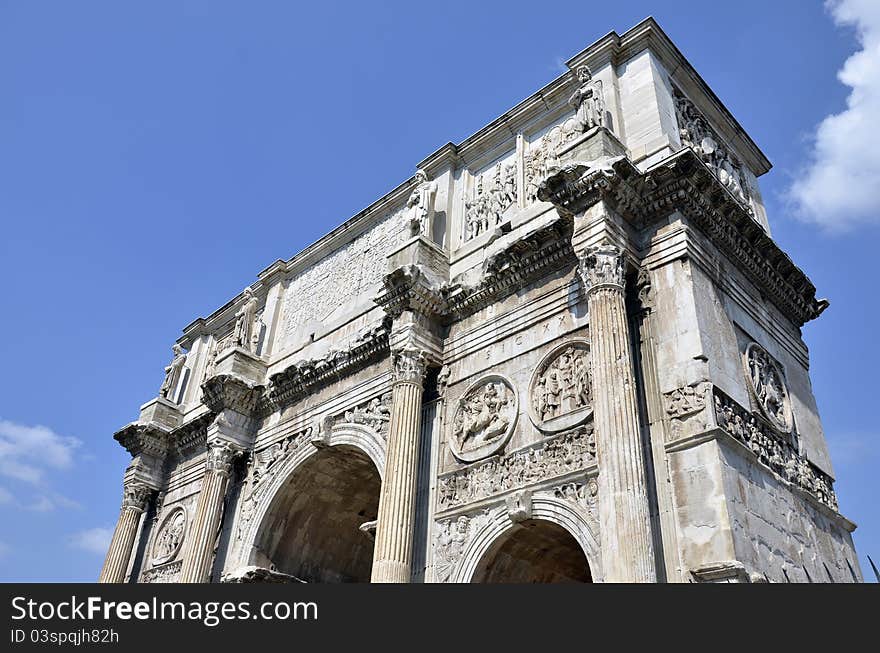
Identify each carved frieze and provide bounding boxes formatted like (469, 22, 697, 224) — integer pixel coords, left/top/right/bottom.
(529, 340, 592, 433)
(664, 383, 708, 419)
(151, 506, 187, 565)
(713, 388, 836, 511)
(449, 374, 518, 463)
(673, 85, 750, 205)
(465, 161, 517, 241)
(438, 426, 596, 511)
(340, 392, 392, 436)
(141, 560, 182, 584)
(743, 343, 792, 434)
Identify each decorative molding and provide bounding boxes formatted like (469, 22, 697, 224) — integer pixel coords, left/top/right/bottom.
(449, 373, 519, 463)
(742, 342, 793, 434)
(235, 427, 314, 543)
(713, 388, 837, 511)
(374, 216, 576, 326)
(690, 560, 750, 583)
(444, 215, 576, 320)
(170, 413, 212, 457)
(437, 426, 596, 512)
(151, 506, 187, 565)
(538, 148, 828, 327)
(528, 339, 593, 433)
(262, 320, 391, 414)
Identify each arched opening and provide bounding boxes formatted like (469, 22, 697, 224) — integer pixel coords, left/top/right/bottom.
(470, 518, 592, 583)
(253, 445, 381, 582)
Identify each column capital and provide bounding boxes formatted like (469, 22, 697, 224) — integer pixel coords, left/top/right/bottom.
(392, 348, 429, 385)
(577, 243, 625, 295)
(205, 436, 244, 477)
(121, 480, 153, 512)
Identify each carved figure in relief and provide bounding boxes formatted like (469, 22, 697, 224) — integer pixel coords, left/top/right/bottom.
(534, 346, 591, 421)
(406, 169, 437, 236)
(744, 344, 791, 433)
(464, 162, 517, 241)
(159, 344, 187, 401)
(454, 382, 510, 450)
(152, 508, 186, 564)
(568, 65, 605, 132)
(233, 288, 259, 353)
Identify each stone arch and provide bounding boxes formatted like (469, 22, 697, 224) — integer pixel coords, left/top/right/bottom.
(233, 422, 386, 575)
(451, 495, 602, 583)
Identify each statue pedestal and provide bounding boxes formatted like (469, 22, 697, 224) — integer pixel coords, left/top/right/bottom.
(212, 346, 266, 386)
(138, 396, 182, 431)
(557, 126, 627, 165)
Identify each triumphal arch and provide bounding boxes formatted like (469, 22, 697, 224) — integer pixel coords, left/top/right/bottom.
(100, 18, 862, 583)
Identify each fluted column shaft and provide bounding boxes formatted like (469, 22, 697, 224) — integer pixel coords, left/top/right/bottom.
(179, 438, 241, 583)
(371, 349, 427, 583)
(580, 244, 656, 583)
(98, 482, 151, 583)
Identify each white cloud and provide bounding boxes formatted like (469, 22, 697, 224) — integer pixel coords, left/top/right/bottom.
(69, 527, 113, 555)
(788, 0, 880, 230)
(0, 418, 81, 485)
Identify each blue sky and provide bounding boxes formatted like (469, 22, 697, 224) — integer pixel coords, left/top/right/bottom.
(1, 1, 877, 582)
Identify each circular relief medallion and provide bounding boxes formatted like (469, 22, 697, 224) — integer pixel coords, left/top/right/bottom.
(151, 506, 187, 565)
(528, 340, 593, 433)
(743, 342, 792, 434)
(449, 374, 518, 463)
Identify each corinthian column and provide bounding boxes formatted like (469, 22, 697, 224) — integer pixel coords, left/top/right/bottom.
(371, 348, 428, 583)
(179, 437, 243, 583)
(579, 243, 656, 582)
(98, 481, 152, 583)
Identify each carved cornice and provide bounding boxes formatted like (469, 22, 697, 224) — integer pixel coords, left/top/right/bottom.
(538, 149, 827, 327)
(443, 215, 576, 319)
(261, 320, 391, 415)
(375, 264, 446, 321)
(114, 423, 170, 460)
(201, 374, 264, 416)
(170, 413, 213, 457)
(121, 480, 153, 511)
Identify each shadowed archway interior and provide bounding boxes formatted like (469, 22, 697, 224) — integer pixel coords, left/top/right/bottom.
(471, 518, 592, 583)
(253, 445, 381, 582)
